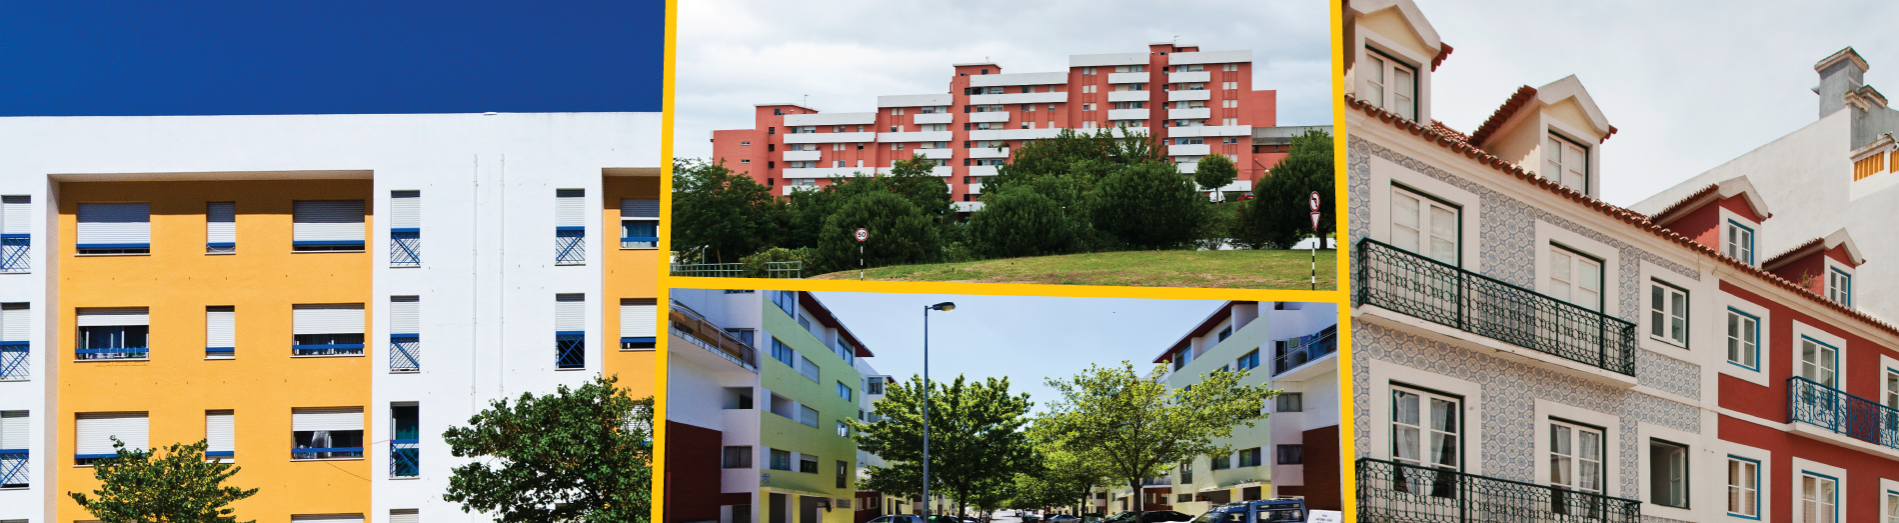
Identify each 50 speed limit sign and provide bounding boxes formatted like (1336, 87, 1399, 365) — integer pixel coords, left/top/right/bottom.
(854, 228, 869, 242)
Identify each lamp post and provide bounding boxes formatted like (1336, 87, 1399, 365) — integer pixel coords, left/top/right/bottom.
(922, 301, 955, 519)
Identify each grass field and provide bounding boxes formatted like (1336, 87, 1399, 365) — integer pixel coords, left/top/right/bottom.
(809, 249, 1338, 289)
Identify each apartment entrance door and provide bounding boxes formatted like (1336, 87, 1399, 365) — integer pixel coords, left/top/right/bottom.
(800, 496, 823, 523)
(770, 493, 788, 523)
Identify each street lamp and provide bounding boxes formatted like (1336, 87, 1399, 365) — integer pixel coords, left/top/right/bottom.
(922, 301, 954, 518)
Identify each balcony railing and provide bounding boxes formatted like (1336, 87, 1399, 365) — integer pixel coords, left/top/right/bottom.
(0, 342, 26, 380)
(556, 332, 585, 369)
(1357, 458, 1641, 523)
(390, 229, 421, 267)
(390, 335, 420, 372)
(668, 304, 759, 371)
(0, 449, 26, 488)
(1273, 326, 1340, 376)
(1356, 239, 1637, 376)
(292, 446, 364, 460)
(555, 228, 586, 265)
(0, 235, 27, 273)
(1789, 376, 1899, 448)
(77, 346, 148, 361)
(390, 439, 419, 478)
(292, 343, 365, 357)
(669, 261, 802, 279)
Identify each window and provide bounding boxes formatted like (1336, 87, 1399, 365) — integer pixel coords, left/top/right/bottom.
(741, 141, 751, 146)
(771, 338, 795, 366)
(1236, 447, 1263, 467)
(1650, 281, 1688, 346)
(0, 196, 28, 273)
(769, 448, 792, 470)
(837, 420, 849, 437)
(1543, 134, 1591, 193)
(837, 460, 850, 489)
(1391, 186, 1459, 265)
(835, 338, 856, 366)
(197, 410, 235, 463)
(390, 296, 420, 371)
(1360, 49, 1417, 120)
(390, 404, 418, 477)
(1548, 419, 1605, 495)
(1650, 439, 1688, 508)
(292, 407, 364, 460)
(1217, 326, 1232, 342)
(206, 306, 235, 359)
(866, 378, 885, 395)
(772, 290, 798, 318)
(799, 405, 819, 428)
(554, 189, 586, 265)
(77, 307, 150, 360)
(1800, 336, 1838, 388)
(1887, 368, 1899, 412)
(1391, 386, 1459, 472)
(799, 453, 819, 473)
(1210, 452, 1232, 470)
(291, 515, 364, 523)
(1179, 461, 1194, 484)
(555, 294, 585, 369)
(1223, 81, 1238, 90)
(1728, 456, 1759, 518)
(292, 304, 365, 357)
(1801, 472, 1837, 523)
(76, 203, 151, 255)
(291, 200, 366, 252)
(1829, 268, 1852, 306)
(1549, 246, 1604, 312)
(723, 446, 753, 468)
(799, 355, 820, 382)
(389, 191, 420, 266)
(620, 298, 657, 350)
(206, 202, 236, 254)
(1727, 220, 1755, 264)
(1276, 444, 1303, 465)
(1276, 393, 1303, 412)
(1727, 309, 1760, 370)
(1237, 350, 1260, 371)
(0, 303, 26, 381)
(390, 510, 418, 523)
(75, 412, 148, 465)
(1083, 67, 1096, 75)
(1, 411, 26, 486)
(837, 382, 853, 401)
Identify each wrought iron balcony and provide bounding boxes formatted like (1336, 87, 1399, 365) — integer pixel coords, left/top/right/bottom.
(0, 341, 26, 381)
(669, 304, 759, 371)
(1355, 239, 1637, 376)
(1788, 376, 1899, 448)
(1357, 458, 1640, 523)
(1273, 325, 1340, 376)
(0, 449, 25, 488)
(390, 439, 419, 478)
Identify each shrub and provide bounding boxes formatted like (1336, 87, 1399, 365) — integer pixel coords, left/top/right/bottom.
(968, 186, 1078, 259)
(817, 191, 941, 272)
(1090, 161, 1207, 250)
(739, 247, 817, 278)
(1193, 153, 1239, 197)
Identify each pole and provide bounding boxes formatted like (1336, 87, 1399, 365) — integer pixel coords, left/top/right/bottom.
(922, 306, 932, 521)
(1311, 234, 1317, 291)
(860, 244, 865, 281)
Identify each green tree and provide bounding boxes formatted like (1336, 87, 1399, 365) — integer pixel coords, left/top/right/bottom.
(1008, 424, 1109, 513)
(1040, 362, 1277, 511)
(850, 375, 1038, 518)
(1236, 129, 1334, 249)
(69, 438, 259, 523)
(884, 154, 957, 221)
(817, 190, 941, 272)
(1192, 153, 1239, 198)
(443, 374, 654, 523)
(966, 186, 1077, 259)
(671, 158, 787, 263)
(1090, 161, 1208, 249)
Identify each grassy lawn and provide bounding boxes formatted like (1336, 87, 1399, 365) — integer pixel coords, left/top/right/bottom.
(810, 249, 1338, 289)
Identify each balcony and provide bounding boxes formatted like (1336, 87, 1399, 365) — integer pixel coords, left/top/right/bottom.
(390, 229, 420, 268)
(877, 131, 954, 143)
(556, 332, 585, 369)
(1273, 325, 1339, 377)
(390, 335, 419, 372)
(1789, 376, 1899, 450)
(970, 111, 1010, 123)
(555, 227, 586, 265)
(914, 113, 953, 125)
(1168, 90, 1212, 102)
(1356, 458, 1641, 523)
(967, 147, 1010, 159)
(1168, 108, 1212, 120)
(0, 449, 25, 488)
(390, 439, 419, 478)
(669, 303, 760, 371)
(1108, 90, 1150, 102)
(1108, 109, 1150, 121)
(1168, 144, 1210, 156)
(0, 341, 25, 380)
(908, 148, 954, 160)
(669, 261, 801, 279)
(968, 92, 1066, 105)
(1170, 71, 1212, 83)
(1356, 239, 1638, 376)
(782, 150, 821, 161)
(1107, 72, 1149, 84)
(781, 131, 878, 144)
(0, 235, 27, 273)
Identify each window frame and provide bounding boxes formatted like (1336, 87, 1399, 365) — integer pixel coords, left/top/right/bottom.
(1829, 267, 1852, 306)
(1362, 47, 1419, 121)
(1727, 308, 1761, 371)
(1726, 220, 1756, 265)
(1546, 132, 1591, 192)
(1547, 243, 1605, 312)
(1728, 455, 1761, 520)
(1648, 438, 1689, 509)
(1389, 183, 1462, 266)
(1800, 471, 1839, 523)
(1546, 418, 1607, 495)
(1649, 279, 1689, 347)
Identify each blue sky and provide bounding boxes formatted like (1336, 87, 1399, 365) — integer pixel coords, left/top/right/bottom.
(811, 291, 1227, 413)
(0, 1, 664, 116)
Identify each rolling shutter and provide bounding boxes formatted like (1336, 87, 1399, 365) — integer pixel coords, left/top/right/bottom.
(389, 510, 419, 523)
(206, 306, 235, 349)
(77, 308, 148, 327)
(1, 195, 29, 235)
(389, 296, 419, 335)
(389, 191, 420, 230)
(620, 198, 660, 219)
(291, 515, 365, 523)
(292, 201, 366, 244)
(620, 298, 657, 338)
(1, 303, 25, 341)
(205, 410, 234, 455)
(555, 294, 585, 332)
(291, 407, 363, 432)
(76, 412, 148, 455)
(206, 202, 236, 246)
(555, 190, 585, 228)
(0, 411, 25, 450)
(293, 304, 364, 335)
(76, 203, 150, 248)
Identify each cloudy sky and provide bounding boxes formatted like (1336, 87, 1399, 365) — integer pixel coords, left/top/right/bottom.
(1412, 0, 1899, 206)
(673, 0, 1330, 161)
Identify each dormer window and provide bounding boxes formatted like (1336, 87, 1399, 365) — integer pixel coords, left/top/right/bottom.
(1829, 268, 1852, 306)
(1726, 220, 1755, 265)
(1361, 49, 1417, 121)
(1547, 133, 1589, 191)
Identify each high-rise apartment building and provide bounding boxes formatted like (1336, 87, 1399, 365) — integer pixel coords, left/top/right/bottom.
(0, 112, 661, 523)
(709, 43, 1293, 210)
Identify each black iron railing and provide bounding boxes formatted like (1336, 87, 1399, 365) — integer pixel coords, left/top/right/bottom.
(1273, 325, 1340, 376)
(1788, 376, 1899, 449)
(1355, 239, 1637, 376)
(1357, 458, 1640, 523)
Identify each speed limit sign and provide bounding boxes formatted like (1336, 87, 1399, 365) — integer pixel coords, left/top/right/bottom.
(854, 228, 869, 242)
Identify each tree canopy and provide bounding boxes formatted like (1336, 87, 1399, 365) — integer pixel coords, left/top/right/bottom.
(442, 374, 654, 523)
(1192, 153, 1240, 198)
(1090, 161, 1209, 250)
(69, 438, 259, 523)
(671, 158, 786, 262)
(1236, 129, 1335, 248)
(850, 374, 1038, 517)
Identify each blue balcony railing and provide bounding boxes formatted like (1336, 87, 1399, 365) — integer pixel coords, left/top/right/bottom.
(1356, 239, 1638, 376)
(0, 342, 27, 380)
(0, 449, 26, 488)
(555, 228, 586, 265)
(291, 446, 364, 460)
(390, 439, 419, 478)
(556, 332, 585, 369)
(390, 335, 420, 372)
(76, 346, 148, 360)
(1789, 376, 1899, 449)
(205, 346, 235, 358)
(1273, 326, 1340, 376)
(292, 343, 365, 357)
(0, 235, 27, 273)
(390, 229, 421, 267)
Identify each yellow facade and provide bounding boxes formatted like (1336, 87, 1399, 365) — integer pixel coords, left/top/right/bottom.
(603, 174, 662, 400)
(56, 180, 374, 521)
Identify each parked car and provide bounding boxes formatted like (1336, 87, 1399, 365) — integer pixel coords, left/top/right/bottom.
(869, 516, 926, 523)
(1047, 515, 1082, 523)
(1189, 500, 1307, 523)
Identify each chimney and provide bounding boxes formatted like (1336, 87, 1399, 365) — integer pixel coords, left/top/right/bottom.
(1815, 47, 1870, 119)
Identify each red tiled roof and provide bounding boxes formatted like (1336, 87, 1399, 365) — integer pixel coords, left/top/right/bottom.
(1433, 43, 1453, 71)
(1647, 183, 1719, 226)
(1347, 93, 1899, 338)
(1761, 237, 1826, 271)
(1429, 120, 1469, 144)
(1466, 86, 1537, 147)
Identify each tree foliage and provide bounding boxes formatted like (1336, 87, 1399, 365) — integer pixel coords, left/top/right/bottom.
(671, 158, 786, 262)
(1040, 362, 1277, 511)
(1235, 129, 1335, 249)
(69, 438, 259, 523)
(443, 374, 655, 523)
(817, 190, 941, 272)
(850, 375, 1038, 517)
(966, 186, 1078, 259)
(1192, 153, 1240, 196)
(1090, 162, 1208, 250)
(1008, 424, 1110, 512)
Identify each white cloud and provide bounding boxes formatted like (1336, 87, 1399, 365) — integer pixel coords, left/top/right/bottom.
(673, 0, 1330, 160)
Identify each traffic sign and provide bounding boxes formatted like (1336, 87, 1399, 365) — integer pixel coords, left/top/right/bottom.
(1311, 212, 1322, 231)
(1309, 191, 1321, 211)
(854, 228, 869, 242)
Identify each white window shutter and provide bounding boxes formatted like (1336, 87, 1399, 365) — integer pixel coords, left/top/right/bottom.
(206, 306, 235, 349)
(291, 407, 363, 432)
(556, 189, 585, 228)
(76, 412, 148, 455)
(0, 411, 26, 450)
(555, 294, 585, 332)
(291, 515, 365, 523)
(1, 303, 26, 341)
(77, 307, 149, 327)
(205, 410, 234, 454)
(390, 297, 420, 335)
(76, 203, 151, 247)
(206, 202, 236, 246)
(292, 200, 366, 244)
(620, 299, 657, 339)
(293, 304, 365, 335)
(389, 510, 419, 523)
(2, 195, 31, 235)
(389, 191, 421, 230)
